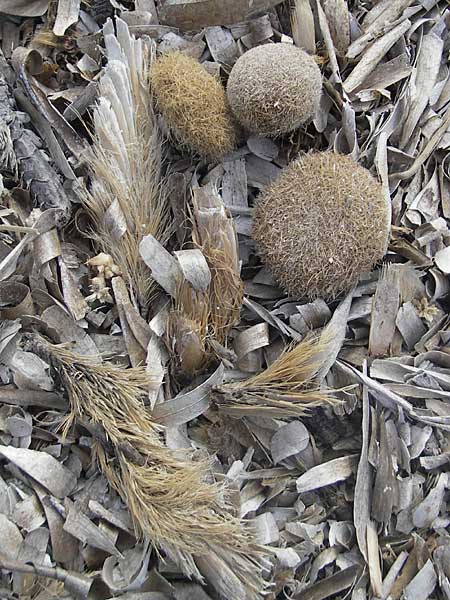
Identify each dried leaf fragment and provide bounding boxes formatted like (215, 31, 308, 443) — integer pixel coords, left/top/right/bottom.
(296, 455, 358, 493)
(0, 446, 76, 498)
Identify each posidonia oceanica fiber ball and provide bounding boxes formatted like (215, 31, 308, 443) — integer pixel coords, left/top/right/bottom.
(253, 152, 391, 300)
(226, 43, 322, 137)
(150, 52, 239, 160)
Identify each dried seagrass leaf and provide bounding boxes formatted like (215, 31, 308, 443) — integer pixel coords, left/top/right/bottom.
(403, 559, 437, 600)
(152, 363, 224, 427)
(369, 265, 400, 357)
(296, 455, 358, 493)
(354, 365, 371, 561)
(204, 27, 238, 66)
(0, 0, 48, 16)
(0, 282, 34, 319)
(112, 276, 151, 366)
(412, 472, 446, 528)
(140, 234, 181, 297)
(318, 289, 354, 382)
(292, 0, 315, 54)
(347, 0, 413, 59)
(159, 0, 285, 31)
(294, 564, 361, 600)
(323, 0, 350, 57)
(41, 305, 99, 357)
(271, 420, 309, 464)
(371, 416, 396, 525)
(0, 446, 77, 498)
(58, 257, 87, 322)
(33, 484, 78, 564)
(63, 499, 122, 557)
(366, 520, 382, 597)
(0, 514, 23, 559)
(399, 32, 444, 149)
(343, 20, 411, 93)
(53, 0, 81, 36)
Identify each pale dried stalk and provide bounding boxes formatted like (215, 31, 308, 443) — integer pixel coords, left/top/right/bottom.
(213, 335, 337, 417)
(36, 340, 265, 599)
(291, 0, 316, 54)
(81, 19, 169, 308)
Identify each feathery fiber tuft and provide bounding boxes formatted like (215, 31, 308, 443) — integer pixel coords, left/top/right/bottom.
(35, 339, 267, 599)
(213, 335, 337, 417)
(227, 43, 322, 136)
(150, 52, 239, 160)
(253, 152, 391, 299)
(80, 19, 169, 308)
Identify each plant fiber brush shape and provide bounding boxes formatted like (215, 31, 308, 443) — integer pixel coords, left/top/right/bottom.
(33, 338, 268, 600)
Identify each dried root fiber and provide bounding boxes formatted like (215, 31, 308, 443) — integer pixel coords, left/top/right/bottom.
(253, 152, 391, 300)
(35, 339, 265, 599)
(150, 52, 239, 160)
(227, 43, 322, 136)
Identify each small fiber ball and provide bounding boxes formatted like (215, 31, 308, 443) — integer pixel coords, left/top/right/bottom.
(227, 43, 322, 137)
(253, 152, 391, 299)
(150, 52, 238, 160)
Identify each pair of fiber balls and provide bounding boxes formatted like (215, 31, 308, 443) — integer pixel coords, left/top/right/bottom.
(151, 45, 390, 300)
(150, 43, 319, 157)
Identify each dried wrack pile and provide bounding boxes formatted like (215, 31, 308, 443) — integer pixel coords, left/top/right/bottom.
(0, 1, 449, 600)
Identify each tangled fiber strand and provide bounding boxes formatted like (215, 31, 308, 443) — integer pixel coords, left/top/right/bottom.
(150, 52, 239, 160)
(253, 152, 390, 300)
(213, 335, 337, 418)
(35, 339, 266, 599)
(168, 185, 244, 375)
(80, 18, 169, 308)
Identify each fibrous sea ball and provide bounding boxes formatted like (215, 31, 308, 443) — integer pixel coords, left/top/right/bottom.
(150, 52, 238, 160)
(253, 152, 391, 299)
(226, 43, 322, 137)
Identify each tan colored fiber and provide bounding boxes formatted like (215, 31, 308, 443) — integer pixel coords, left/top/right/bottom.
(81, 21, 169, 309)
(227, 43, 322, 136)
(213, 335, 337, 418)
(253, 152, 391, 299)
(151, 52, 238, 160)
(35, 339, 266, 599)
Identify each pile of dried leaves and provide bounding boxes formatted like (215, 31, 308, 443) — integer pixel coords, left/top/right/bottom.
(0, 0, 449, 599)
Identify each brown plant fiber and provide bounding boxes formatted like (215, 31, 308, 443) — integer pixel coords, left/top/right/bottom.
(213, 335, 337, 417)
(81, 21, 169, 309)
(168, 186, 243, 375)
(151, 52, 238, 160)
(226, 43, 322, 136)
(253, 152, 391, 299)
(39, 340, 266, 599)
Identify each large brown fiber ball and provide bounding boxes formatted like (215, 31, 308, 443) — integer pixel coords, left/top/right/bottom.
(226, 43, 322, 137)
(253, 153, 391, 299)
(150, 52, 239, 160)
